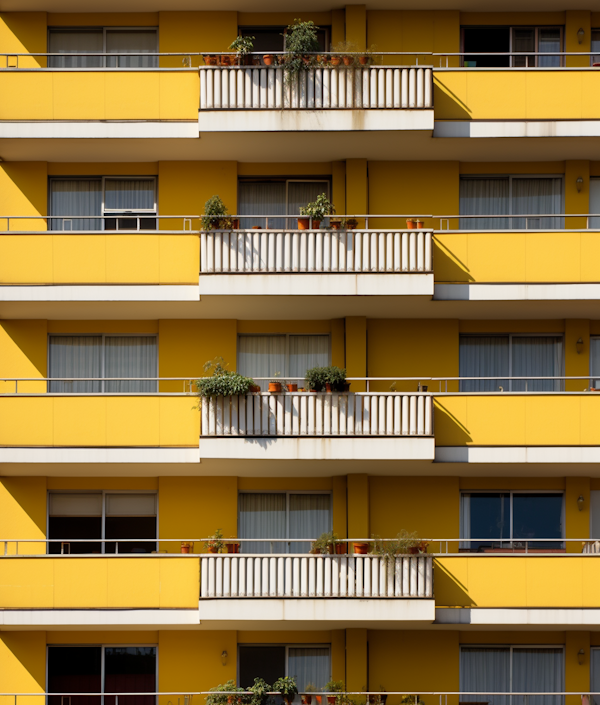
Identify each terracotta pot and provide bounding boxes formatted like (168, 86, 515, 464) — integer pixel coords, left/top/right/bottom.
(335, 542, 347, 554)
(331, 221, 341, 230)
(252, 225, 262, 229)
(226, 542, 240, 554)
(263, 54, 274, 65)
(409, 546, 420, 554)
(359, 56, 370, 65)
(331, 56, 341, 66)
(181, 542, 192, 554)
(220, 55, 232, 66)
(204, 55, 217, 65)
(231, 218, 239, 229)
(327, 697, 337, 705)
(298, 217, 310, 230)
(249, 384, 261, 393)
(343, 55, 354, 66)
(327, 544, 335, 554)
(325, 383, 333, 393)
(269, 382, 282, 393)
(354, 541, 369, 554)
(346, 218, 358, 230)
(315, 697, 322, 705)
(302, 697, 313, 705)
(287, 383, 298, 392)
(207, 544, 219, 554)
(416, 219, 425, 228)
(406, 218, 416, 229)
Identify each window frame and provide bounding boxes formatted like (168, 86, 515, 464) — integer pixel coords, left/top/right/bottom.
(236, 333, 332, 379)
(47, 490, 159, 555)
(47, 333, 159, 394)
(48, 26, 159, 68)
(459, 490, 565, 550)
(590, 336, 600, 385)
(460, 26, 564, 67)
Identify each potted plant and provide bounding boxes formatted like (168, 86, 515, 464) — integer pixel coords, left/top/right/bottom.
(203, 54, 218, 65)
(206, 681, 240, 705)
(195, 357, 256, 398)
(400, 698, 424, 705)
(406, 218, 416, 230)
(283, 20, 320, 84)
(285, 381, 298, 392)
(269, 372, 282, 393)
(324, 366, 347, 392)
(305, 366, 328, 392)
(332, 40, 357, 67)
(273, 676, 298, 705)
(226, 540, 240, 554)
(330, 217, 343, 230)
(345, 218, 358, 230)
(302, 684, 317, 705)
(311, 531, 338, 555)
(205, 528, 225, 554)
(181, 541, 193, 554)
(298, 193, 336, 230)
(246, 678, 271, 705)
(416, 219, 425, 228)
(202, 195, 232, 231)
(229, 35, 254, 65)
(353, 541, 369, 554)
(359, 45, 378, 66)
(323, 681, 344, 705)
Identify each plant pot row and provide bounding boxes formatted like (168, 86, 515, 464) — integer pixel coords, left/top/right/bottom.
(298, 217, 359, 230)
(182, 542, 240, 554)
(406, 218, 425, 229)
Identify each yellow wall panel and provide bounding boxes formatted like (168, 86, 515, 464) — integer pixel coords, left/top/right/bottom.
(53, 559, 109, 608)
(48, 13, 158, 26)
(346, 629, 367, 694)
(0, 74, 53, 119)
(0, 236, 52, 283)
(0, 12, 47, 68)
(106, 397, 160, 446)
(0, 632, 46, 695)
(159, 11, 237, 67)
(159, 235, 199, 284)
(159, 396, 200, 446)
(0, 163, 48, 231)
(53, 397, 107, 446)
(0, 397, 53, 445)
(0, 478, 47, 555)
(105, 235, 160, 283)
(345, 317, 367, 392)
(159, 558, 200, 607)
(105, 73, 160, 120)
(159, 71, 200, 119)
(53, 235, 107, 283)
(107, 559, 161, 607)
(347, 474, 369, 540)
(0, 320, 47, 393)
(52, 72, 105, 120)
(0, 560, 54, 607)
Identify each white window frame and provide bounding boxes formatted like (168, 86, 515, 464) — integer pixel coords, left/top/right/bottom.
(48, 27, 159, 68)
(47, 333, 159, 393)
(46, 643, 159, 705)
(47, 490, 158, 555)
(509, 26, 564, 67)
(459, 490, 565, 549)
(460, 644, 565, 696)
(236, 333, 332, 379)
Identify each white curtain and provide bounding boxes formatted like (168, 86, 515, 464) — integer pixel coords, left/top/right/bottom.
(592, 30, 600, 65)
(289, 494, 332, 553)
(49, 30, 103, 68)
(592, 649, 600, 705)
(538, 29, 561, 68)
(459, 336, 509, 391)
(590, 178, 600, 228)
(459, 178, 509, 230)
(49, 336, 102, 393)
(238, 493, 286, 553)
(238, 182, 287, 229)
(106, 30, 158, 68)
(288, 182, 330, 228)
(50, 179, 102, 231)
(238, 336, 286, 378)
(511, 336, 563, 391)
(591, 338, 600, 387)
(288, 648, 331, 691)
(104, 337, 158, 393)
(512, 648, 564, 705)
(459, 494, 471, 549)
(104, 179, 155, 211)
(460, 647, 510, 705)
(289, 336, 330, 379)
(511, 178, 563, 229)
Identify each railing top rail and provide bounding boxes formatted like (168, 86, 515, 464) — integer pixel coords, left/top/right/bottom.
(3, 692, 600, 697)
(3, 376, 599, 382)
(2, 537, 596, 543)
(7, 213, 600, 219)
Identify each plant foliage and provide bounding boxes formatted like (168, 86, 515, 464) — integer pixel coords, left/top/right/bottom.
(311, 531, 339, 554)
(202, 195, 231, 230)
(246, 678, 272, 705)
(195, 357, 256, 398)
(273, 676, 299, 702)
(299, 193, 336, 221)
(283, 20, 320, 83)
(229, 35, 254, 56)
(305, 366, 328, 392)
(206, 681, 242, 705)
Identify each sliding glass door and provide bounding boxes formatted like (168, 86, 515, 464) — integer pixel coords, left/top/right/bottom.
(237, 334, 330, 379)
(49, 28, 158, 68)
(238, 180, 330, 229)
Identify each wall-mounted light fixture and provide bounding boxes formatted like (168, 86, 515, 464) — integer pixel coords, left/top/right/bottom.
(578, 28, 585, 44)
(576, 177, 584, 193)
(221, 650, 228, 666)
(578, 648, 585, 665)
(576, 337, 584, 354)
(578, 495, 585, 511)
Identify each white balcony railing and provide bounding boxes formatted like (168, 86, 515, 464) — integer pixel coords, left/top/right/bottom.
(200, 229, 432, 274)
(199, 66, 433, 110)
(201, 392, 432, 437)
(200, 553, 433, 598)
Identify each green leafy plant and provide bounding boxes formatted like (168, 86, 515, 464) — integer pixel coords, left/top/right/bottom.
(311, 530, 339, 554)
(195, 357, 256, 398)
(400, 697, 424, 705)
(331, 39, 358, 65)
(305, 366, 328, 392)
(283, 20, 320, 83)
(204, 528, 225, 553)
(325, 366, 346, 391)
(246, 678, 272, 705)
(323, 681, 345, 694)
(202, 195, 232, 230)
(304, 684, 318, 693)
(273, 676, 299, 705)
(229, 35, 254, 58)
(371, 530, 427, 562)
(206, 681, 241, 705)
(299, 194, 336, 222)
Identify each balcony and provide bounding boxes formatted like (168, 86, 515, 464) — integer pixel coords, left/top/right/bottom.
(199, 552, 434, 627)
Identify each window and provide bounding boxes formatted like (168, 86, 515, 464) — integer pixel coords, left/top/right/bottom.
(238, 645, 330, 694)
(460, 492, 564, 551)
(459, 176, 564, 230)
(240, 26, 330, 54)
(237, 334, 330, 379)
(462, 26, 562, 67)
(460, 646, 564, 705)
(238, 179, 331, 229)
(238, 492, 332, 553)
(590, 338, 600, 387)
(48, 492, 157, 554)
(48, 335, 158, 393)
(49, 28, 158, 68)
(49, 177, 157, 231)
(589, 178, 600, 228)
(48, 645, 157, 705)
(592, 30, 600, 65)
(592, 648, 600, 702)
(459, 335, 564, 392)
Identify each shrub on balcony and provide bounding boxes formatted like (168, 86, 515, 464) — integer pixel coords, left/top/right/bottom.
(299, 193, 336, 223)
(305, 366, 328, 392)
(206, 681, 246, 705)
(195, 357, 256, 397)
(229, 35, 254, 65)
(246, 679, 272, 705)
(283, 19, 320, 83)
(202, 195, 232, 230)
(310, 530, 339, 554)
(273, 677, 298, 705)
(325, 365, 347, 392)
(370, 530, 428, 563)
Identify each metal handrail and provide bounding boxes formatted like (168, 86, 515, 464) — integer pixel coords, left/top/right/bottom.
(0, 214, 198, 233)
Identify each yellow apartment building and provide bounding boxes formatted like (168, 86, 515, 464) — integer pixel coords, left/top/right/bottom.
(3, 1, 600, 704)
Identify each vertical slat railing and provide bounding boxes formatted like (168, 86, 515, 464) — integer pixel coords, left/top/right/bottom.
(201, 555, 433, 598)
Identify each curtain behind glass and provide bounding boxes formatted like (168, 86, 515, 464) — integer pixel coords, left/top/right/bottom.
(459, 336, 509, 392)
(288, 648, 331, 691)
(592, 30, 600, 65)
(591, 339, 600, 387)
(460, 648, 510, 705)
(239, 493, 286, 553)
(512, 648, 563, 705)
(238, 336, 286, 378)
(511, 178, 563, 229)
(49, 30, 103, 68)
(50, 179, 102, 231)
(289, 336, 329, 379)
(511, 336, 563, 391)
(106, 30, 158, 68)
(49, 336, 102, 393)
(459, 178, 509, 230)
(592, 649, 600, 705)
(512, 28, 535, 67)
(289, 494, 331, 553)
(104, 337, 157, 393)
(238, 182, 287, 229)
(288, 182, 330, 228)
(538, 29, 561, 67)
(104, 179, 155, 211)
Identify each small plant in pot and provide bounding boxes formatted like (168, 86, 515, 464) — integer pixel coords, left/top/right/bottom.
(273, 676, 298, 705)
(206, 681, 240, 705)
(311, 531, 339, 555)
(205, 528, 225, 554)
(305, 366, 328, 392)
(269, 372, 282, 393)
(202, 195, 232, 230)
(246, 678, 272, 705)
(195, 357, 256, 398)
(323, 681, 344, 705)
(302, 684, 318, 705)
(229, 35, 254, 65)
(298, 193, 336, 230)
(324, 366, 347, 393)
(283, 20, 320, 84)
(331, 40, 357, 66)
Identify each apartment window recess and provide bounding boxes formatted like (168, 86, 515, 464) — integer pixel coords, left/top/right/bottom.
(237, 334, 330, 379)
(462, 26, 563, 67)
(238, 645, 331, 694)
(48, 28, 158, 68)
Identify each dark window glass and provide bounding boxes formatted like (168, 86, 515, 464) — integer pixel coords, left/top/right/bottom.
(49, 517, 102, 554)
(105, 517, 157, 554)
(513, 493, 563, 549)
(48, 646, 102, 705)
(104, 646, 156, 705)
(239, 646, 285, 689)
(240, 26, 329, 56)
(463, 27, 510, 67)
(467, 493, 510, 551)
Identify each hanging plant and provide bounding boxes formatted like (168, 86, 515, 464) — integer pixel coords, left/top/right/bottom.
(283, 19, 320, 84)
